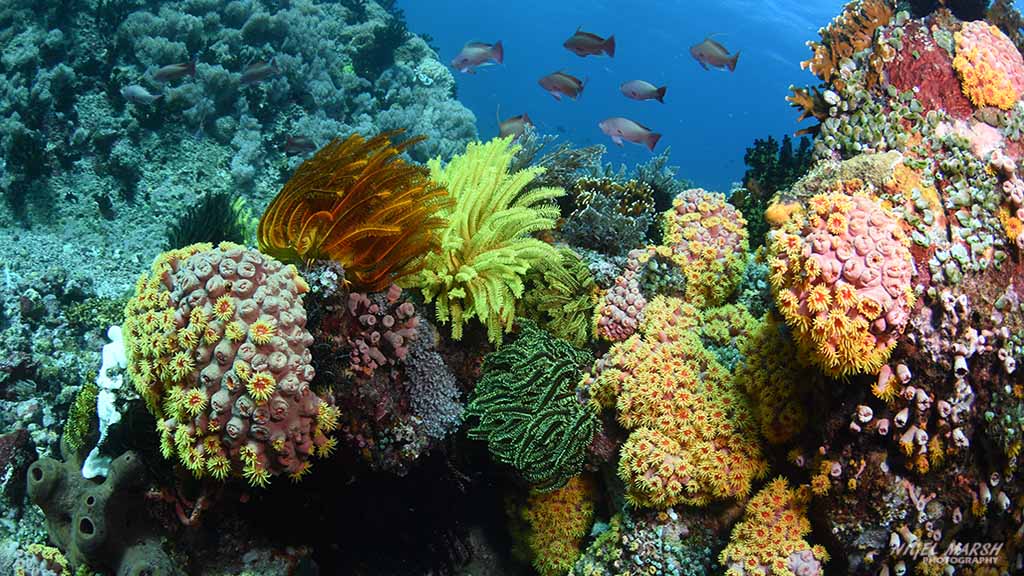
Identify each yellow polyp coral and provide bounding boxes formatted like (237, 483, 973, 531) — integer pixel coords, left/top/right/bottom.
(953, 21, 1024, 110)
(734, 314, 818, 445)
(521, 475, 596, 576)
(720, 477, 829, 576)
(766, 188, 915, 378)
(123, 242, 335, 486)
(403, 135, 564, 344)
(597, 296, 767, 508)
(661, 188, 749, 308)
(258, 130, 452, 291)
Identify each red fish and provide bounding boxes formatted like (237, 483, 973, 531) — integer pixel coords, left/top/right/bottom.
(563, 28, 615, 58)
(451, 41, 503, 74)
(151, 60, 196, 83)
(538, 71, 585, 101)
(498, 113, 533, 139)
(598, 117, 661, 151)
(690, 37, 739, 71)
(620, 80, 666, 103)
(241, 58, 280, 84)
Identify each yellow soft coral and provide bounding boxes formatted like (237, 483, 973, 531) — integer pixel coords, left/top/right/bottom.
(720, 477, 829, 576)
(404, 136, 563, 344)
(661, 189, 749, 308)
(521, 475, 596, 576)
(766, 189, 915, 377)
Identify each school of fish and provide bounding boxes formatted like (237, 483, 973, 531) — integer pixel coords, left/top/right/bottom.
(452, 28, 740, 151)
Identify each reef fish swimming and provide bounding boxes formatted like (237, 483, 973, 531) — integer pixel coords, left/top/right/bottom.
(538, 71, 585, 101)
(451, 41, 504, 74)
(598, 117, 662, 151)
(563, 28, 615, 58)
(121, 84, 163, 105)
(620, 80, 667, 103)
(690, 37, 740, 71)
(498, 113, 533, 139)
(241, 58, 280, 84)
(151, 60, 196, 84)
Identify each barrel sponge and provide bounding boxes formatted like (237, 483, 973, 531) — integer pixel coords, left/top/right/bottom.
(767, 191, 915, 378)
(122, 242, 339, 486)
(661, 188, 748, 307)
(953, 21, 1024, 110)
(719, 477, 828, 576)
(26, 448, 179, 575)
(596, 296, 767, 508)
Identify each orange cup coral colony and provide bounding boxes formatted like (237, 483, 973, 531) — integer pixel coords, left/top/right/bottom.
(767, 188, 916, 378)
(123, 242, 339, 486)
(257, 130, 452, 292)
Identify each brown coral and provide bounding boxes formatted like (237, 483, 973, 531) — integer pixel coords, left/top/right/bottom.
(258, 131, 451, 292)
(786, 86, 831, 136)
(803, 0, 895, 88)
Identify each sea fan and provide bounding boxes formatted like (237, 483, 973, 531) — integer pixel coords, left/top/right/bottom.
(257, 131, 451, 292)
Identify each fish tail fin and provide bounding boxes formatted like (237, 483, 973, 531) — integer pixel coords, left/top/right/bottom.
(605, 35, 616, 58)
(646, 132, 662, 152)
(493, 41, 504, 64)
(186, 58, 197, 77)
(729, 51, 740, 72)
(656, 86, 667, 103)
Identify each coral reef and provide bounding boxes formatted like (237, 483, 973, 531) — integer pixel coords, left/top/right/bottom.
(801, 0, 894, 88)
(572, 508, 724, 576)
(8, 1, 1024, 574)
(305, 274, 461, 474)
(408, 136, 563, 344)
(561, 177, 655, 256)
(466, 320, 597, 492)
(731, 135, 813, 249)
(719, 478, 827, 576)
(122, 242, 337, 486)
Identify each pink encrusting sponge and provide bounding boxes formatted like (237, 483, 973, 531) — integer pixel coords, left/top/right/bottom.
(123, 242, 339, 487)
(767, 191, 916, 378)
(953, 21, 1024, 109)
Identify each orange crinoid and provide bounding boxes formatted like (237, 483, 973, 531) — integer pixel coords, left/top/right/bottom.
(258, 131, 451, 291)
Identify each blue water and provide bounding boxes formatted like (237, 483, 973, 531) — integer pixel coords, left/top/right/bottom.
(397, 1, 902, 192)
